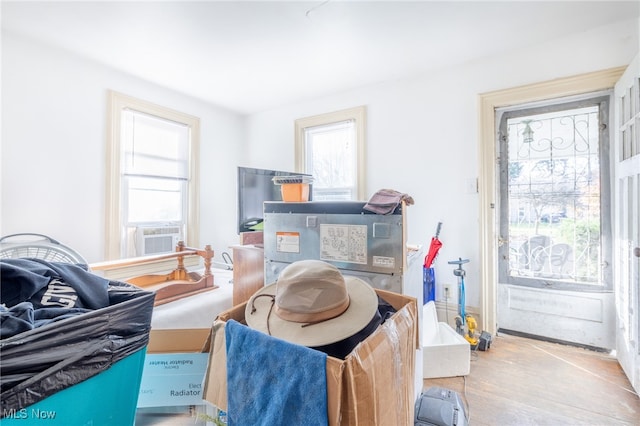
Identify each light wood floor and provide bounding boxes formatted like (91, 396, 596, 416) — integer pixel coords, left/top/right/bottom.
(136, 332, 640, 425)
(422, 332, 640, 426)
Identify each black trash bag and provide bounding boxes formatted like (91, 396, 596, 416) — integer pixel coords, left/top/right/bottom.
(0, 258, 155, 416)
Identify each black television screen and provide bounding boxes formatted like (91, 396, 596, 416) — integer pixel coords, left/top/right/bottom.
(237, 166, 312, 234)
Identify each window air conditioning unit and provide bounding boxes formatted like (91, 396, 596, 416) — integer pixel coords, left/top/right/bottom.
(136, 225, 182, 256)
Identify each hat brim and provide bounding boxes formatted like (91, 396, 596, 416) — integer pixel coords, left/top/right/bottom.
(245, 275, 379, 347)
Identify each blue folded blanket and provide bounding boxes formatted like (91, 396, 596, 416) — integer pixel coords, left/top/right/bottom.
(225, 319, 328, 426)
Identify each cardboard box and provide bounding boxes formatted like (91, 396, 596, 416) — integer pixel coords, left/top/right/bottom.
(137, 329, 210, 408)
(421, 302, 470, 378)
(202, 289, 418, 426)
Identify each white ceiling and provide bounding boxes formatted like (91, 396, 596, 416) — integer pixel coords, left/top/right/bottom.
(2, 1, 639, 115)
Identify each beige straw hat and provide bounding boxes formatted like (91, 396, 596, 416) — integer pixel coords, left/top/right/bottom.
(245, 259, 379, 347)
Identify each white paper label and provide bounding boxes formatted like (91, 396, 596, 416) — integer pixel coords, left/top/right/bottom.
(373, 256, 395, 268)
(276, 232, 300, 253)
(319, 224, 368, 264)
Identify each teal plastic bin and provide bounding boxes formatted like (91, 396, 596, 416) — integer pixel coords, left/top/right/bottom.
(1, 259, 155, 426)
(0, 347, 147, 426)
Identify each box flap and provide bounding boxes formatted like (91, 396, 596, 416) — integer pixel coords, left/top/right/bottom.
(376, 288, 420, 349)
(325, 357, 344, 426)
(342, 295, 417, 425)
(203, 321, 228, 411)
(147, 328, 210, 353)
(216, 303, 246, 323)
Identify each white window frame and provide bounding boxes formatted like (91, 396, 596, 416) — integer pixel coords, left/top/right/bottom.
(106, 91, 200, 260)
(294, 106, 367, 201)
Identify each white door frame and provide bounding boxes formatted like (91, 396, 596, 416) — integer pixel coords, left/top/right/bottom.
(613, 54, 640, 394)
(478, 67, 625, 335)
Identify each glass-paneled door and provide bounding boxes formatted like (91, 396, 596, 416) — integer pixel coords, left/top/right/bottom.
(496, 93, 615, 350)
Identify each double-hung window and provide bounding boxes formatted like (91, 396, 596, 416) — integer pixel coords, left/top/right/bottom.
(107, 91, 200, 259)
(295, 106, 366, 200)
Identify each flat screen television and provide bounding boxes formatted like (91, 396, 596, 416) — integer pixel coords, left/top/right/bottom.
(237, 166, 312, 234)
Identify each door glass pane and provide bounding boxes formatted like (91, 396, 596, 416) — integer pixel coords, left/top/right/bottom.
(507, 106, 603, 285)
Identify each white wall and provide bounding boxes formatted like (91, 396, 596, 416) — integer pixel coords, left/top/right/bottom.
(245, 18, 639, 309)
(2, 17, 637, 309)
(1, 32, 245, 263)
